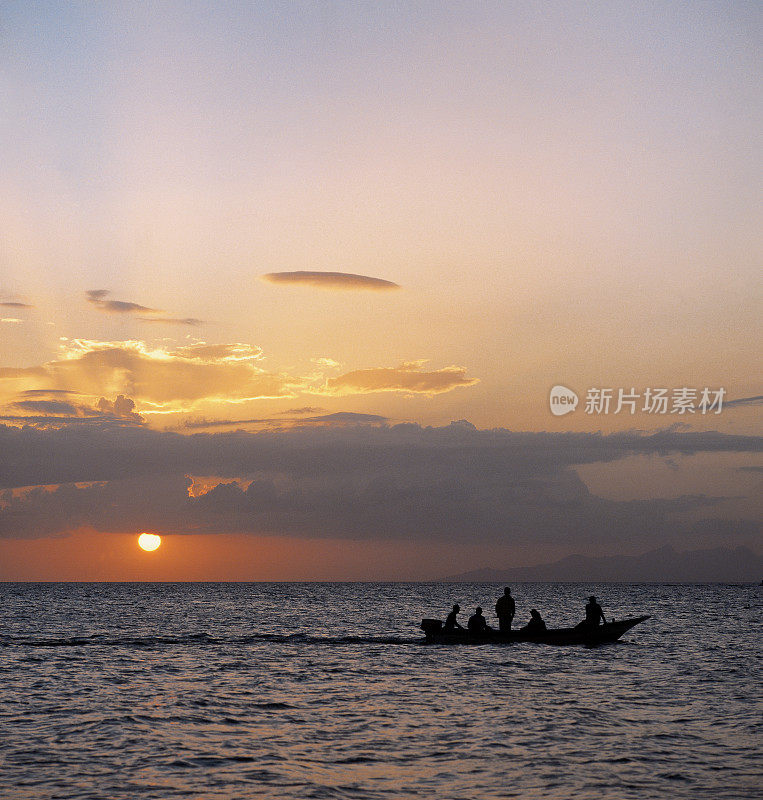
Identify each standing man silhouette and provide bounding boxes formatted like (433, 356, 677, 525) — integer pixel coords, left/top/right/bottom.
(495, 587, 515, 632)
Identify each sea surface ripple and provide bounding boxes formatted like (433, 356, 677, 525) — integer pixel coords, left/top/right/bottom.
(0, 582, 760, 799)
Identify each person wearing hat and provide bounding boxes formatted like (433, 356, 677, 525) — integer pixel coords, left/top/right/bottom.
(585, 595, 606, 627)
(443, 603, 465, 632)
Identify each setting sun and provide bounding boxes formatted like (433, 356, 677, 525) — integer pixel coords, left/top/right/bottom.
(137, 533, 162, 552)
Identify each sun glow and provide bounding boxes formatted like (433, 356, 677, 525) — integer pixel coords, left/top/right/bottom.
(138, 533, 162, 552)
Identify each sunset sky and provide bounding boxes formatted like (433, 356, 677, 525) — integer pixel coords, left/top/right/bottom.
(1, 2, 760, 579)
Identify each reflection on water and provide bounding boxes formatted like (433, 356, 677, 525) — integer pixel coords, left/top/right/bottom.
(1, 582, 760, 799)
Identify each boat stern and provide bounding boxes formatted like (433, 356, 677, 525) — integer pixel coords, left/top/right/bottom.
(421, 618, 443, 636)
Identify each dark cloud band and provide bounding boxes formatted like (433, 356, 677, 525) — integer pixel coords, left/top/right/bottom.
(0, 423, 758, 550)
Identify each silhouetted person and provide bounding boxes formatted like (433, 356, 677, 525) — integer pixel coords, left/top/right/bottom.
(444, 603, 465, 632)
(585, 595, 606, 627)
(495, 587, 515, 632)
(520, 608, 546, 632)
(468, 606, 490, 634)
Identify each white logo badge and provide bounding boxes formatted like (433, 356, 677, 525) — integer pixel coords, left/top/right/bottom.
(549, 385, 578, 416)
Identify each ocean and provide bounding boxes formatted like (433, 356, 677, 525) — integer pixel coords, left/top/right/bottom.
(1, 582, 760, 799)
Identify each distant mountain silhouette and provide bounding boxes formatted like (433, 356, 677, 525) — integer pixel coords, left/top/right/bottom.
(441, 545, 763, 582)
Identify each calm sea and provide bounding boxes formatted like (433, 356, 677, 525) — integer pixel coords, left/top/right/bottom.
(0, 582, 760, 799)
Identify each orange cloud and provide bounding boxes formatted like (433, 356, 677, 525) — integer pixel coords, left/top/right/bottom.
(322, 361, 479, 395)
(0, 339, 479, 420)
(261, 271, 400, 290)
(0, 340, 300, 413)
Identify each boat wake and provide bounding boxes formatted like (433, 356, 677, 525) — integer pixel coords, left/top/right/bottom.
(0, 632, 423, 649)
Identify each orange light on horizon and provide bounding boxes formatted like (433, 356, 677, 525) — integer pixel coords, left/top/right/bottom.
(137, 532, 162, 552)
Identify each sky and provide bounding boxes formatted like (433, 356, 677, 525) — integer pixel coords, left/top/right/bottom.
(0, 1, 760, 579)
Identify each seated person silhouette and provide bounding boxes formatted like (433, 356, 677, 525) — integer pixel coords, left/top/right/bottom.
(520, 608, 547, 632)
(444, 603, 465, 632)
(467, 606, 491, 634)
(579, 595, 607, 628)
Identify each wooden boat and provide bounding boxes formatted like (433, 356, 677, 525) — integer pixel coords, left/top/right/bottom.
(420, 615, 650, 646)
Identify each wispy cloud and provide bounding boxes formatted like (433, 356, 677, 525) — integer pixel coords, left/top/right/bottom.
(181, 416, 275, 429)
(1, 318, 23, 324)
(323, 361, 479, 395)
(13, 400, 81, 415)
(261, 271, 400, 291)
(20, 389, 80, 397)
(138, 317, 204, 326)
(85, 290, 204, 325)
(725, 395, 763, 408)
(182, 410, 388, 429)
(0, 302, 33, 309)
(85, 290, 156, 314)
(306, 412, 387, 424)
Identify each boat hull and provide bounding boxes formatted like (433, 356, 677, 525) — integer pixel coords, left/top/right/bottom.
(421, 615, 650, 646)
